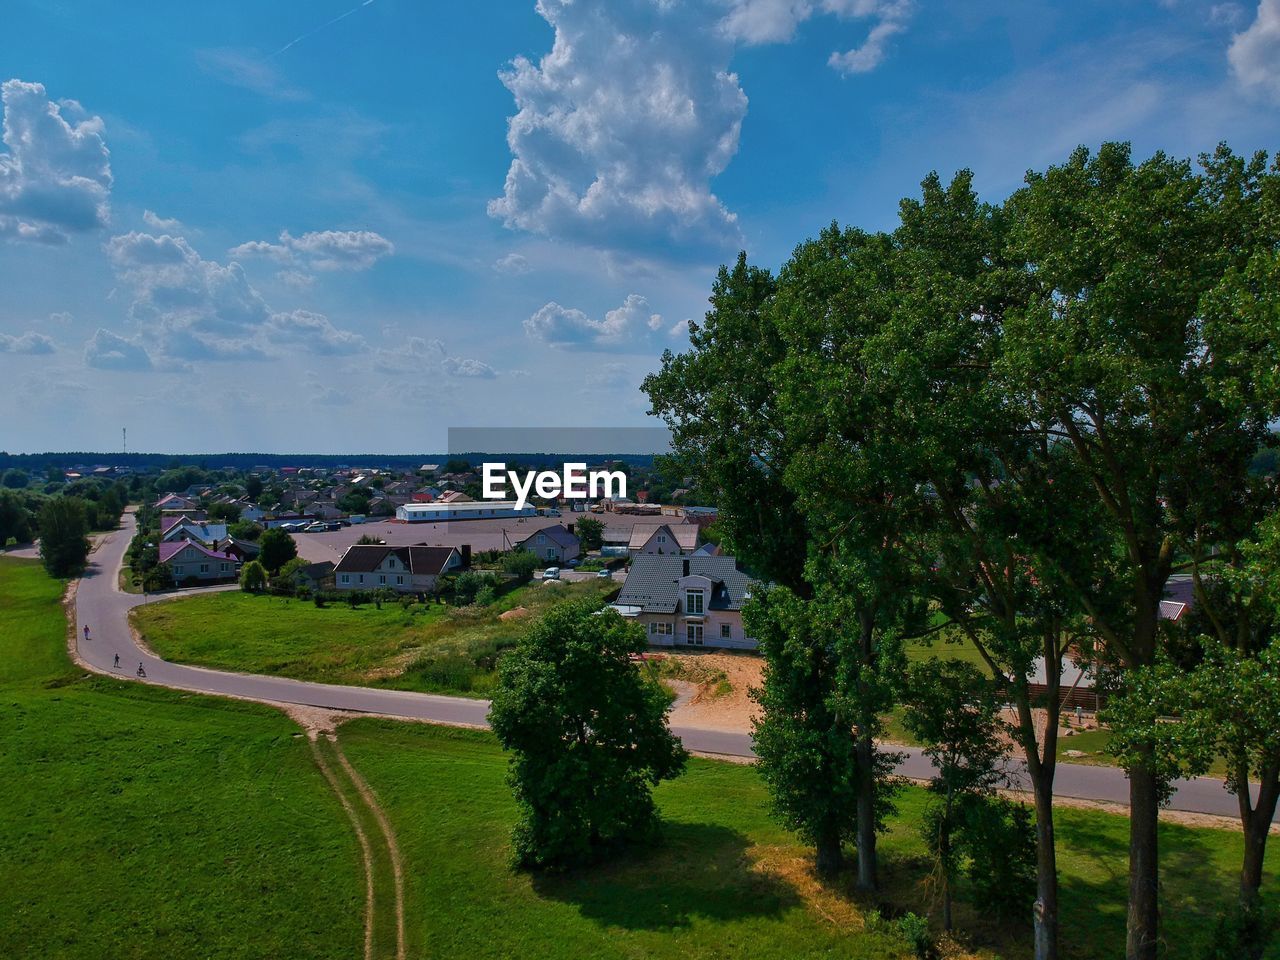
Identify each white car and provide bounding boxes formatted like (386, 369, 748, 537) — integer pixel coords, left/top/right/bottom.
(543, 567, 560, 580)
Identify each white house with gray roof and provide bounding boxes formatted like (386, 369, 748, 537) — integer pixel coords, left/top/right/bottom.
(612, 555, 757, 651)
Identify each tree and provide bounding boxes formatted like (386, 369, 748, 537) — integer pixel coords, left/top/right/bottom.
(488, 600, 686, 869)
(257, 527, 297, 574)
(748, 586, 899, 877)
(276, 556, 312, 589)
(0, 490, 32, 547)
(575, 516, 604, 552)
(239, 560, 267, 593)
(501, 548, 540, 580)
(997, 144, 1280, 960)
(207, 502, 242, 524)
(228, 519, 263, 541)
(2, 468, 28, 489)
(245, 475, 264, 501)
(39, 497, 90, 577)
(903, 659, 1013, 931)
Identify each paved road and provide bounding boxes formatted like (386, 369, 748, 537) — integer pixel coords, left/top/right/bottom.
(74, 513, 1270, 821)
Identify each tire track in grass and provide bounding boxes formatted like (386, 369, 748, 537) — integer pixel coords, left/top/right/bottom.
(331, 736, 407, 960)
(310, 736, 376, 960)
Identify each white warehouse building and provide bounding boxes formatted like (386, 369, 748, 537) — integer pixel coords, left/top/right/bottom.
(395, 500, 539, 522)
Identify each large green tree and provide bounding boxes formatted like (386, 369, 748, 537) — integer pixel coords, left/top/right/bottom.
(39, 497, 90, 577)
(0, 490, 32, 547)
(257, 527, 297, 574)
(488, 600, 686, 869)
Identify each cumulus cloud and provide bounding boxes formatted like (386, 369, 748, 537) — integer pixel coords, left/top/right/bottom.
(524, 294, 662, 350)
(0, 79, 112, 244)
(143, 210, 182, 231)
(83, 327, 152, 371)
(442, 356, 498, 378)
(373, 335, 444, 374)
(0, 330, 55, 354)
(230, 229, 394, 271)
(105, 230, 367, 361)
(827, 3, 914, 74)
(265, 309, 368, 355)
(669, 318, 691, 338)
(1230, 0, 1280, 100)
(493, 252, 532, 275)
(488, 0, 747, 257)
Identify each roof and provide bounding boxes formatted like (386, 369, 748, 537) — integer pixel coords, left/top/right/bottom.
(292, 561, 335, 581)
(334, 544, 459, 576)
(162, 522, 228, 544)
(628, 522, 701, 551)
(158, 541, 238, 564)
(616, 555, 755, 615)
(1160, 578, 1196, 623)
(517, 524, 579, 550)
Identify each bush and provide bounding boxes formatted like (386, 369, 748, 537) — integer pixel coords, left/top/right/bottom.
(239, 560, 267, 593)
(957, 796, 1036, 922)
(1200, 900, 1279, 960)
(896, 913, 932, 959)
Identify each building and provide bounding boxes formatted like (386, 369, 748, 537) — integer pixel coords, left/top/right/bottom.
(215, 536, 261, 562)
(159, 541, 239, 585)
(514, 524, 581, 564)
(160, 522, 229, 546)
(155, 492, 201, 513)
(628, 522, 701, 556)
(334, 544, 467, 594)
(395, 500, 537, 522)
(612, 554, 757, 650)
(288, 561, 336, 592)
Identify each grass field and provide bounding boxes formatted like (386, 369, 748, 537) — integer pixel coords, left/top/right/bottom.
(335, 719, 1272, 960)
(132, 579, 617, 696)
(0, 557, 364, 960)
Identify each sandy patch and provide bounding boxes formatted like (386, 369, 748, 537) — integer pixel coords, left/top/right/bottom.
(664, 651, 764, 732)
(498, 605, 531, 621)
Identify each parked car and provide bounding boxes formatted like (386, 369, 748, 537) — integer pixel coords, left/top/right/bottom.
(543, 567, 560, 580)
(338, 519, 351, 527)
(596, 569, 612, 579)
(567, 557, 580, 567)
(304, 522, 328, 532)
(323, 521, 341, 531)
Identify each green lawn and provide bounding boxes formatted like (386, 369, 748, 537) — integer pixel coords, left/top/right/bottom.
(0, 557, 364, 960)
(337, 719, 1273, 960)
(132, 580, 617, 696)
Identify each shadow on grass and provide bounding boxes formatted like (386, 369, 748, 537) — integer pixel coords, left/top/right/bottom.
(531, 820, 801, 930)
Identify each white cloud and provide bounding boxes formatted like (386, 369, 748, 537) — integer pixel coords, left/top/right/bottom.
(373, 335, 444, 374)
(524, 294, 662, 350)
(48, 311, 73, 324)
(493, 252, 532, 275)
(828, 6, 913, 75)
(0, 330, 55, 354)
(196, 49, 307, 101)
(142, 210, 182, 231)
(106, 230, 367, 361)
(230, 229, 394, 271)
(83, 328, 152, 371)
(265, 309, 368, 355)
(488, 0, 747, 257)
(1229, 0, 1280, 100)
(669, 318, 691, 338)
(585, 362, 631, 389)
(720, 0, 910, 50)
(0, 79, 112, 244)
(442, 356, 498, 378)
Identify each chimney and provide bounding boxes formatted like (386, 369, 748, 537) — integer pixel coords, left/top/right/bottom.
(682, 558, 689, 577)
(461, 544, 472, 568)
(566, 522, 574, 536)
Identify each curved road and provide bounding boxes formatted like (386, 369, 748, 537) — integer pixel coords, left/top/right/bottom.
(74, 513, 1270, 821)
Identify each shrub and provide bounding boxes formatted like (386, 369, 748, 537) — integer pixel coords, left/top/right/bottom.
(239, 560, 267, 593)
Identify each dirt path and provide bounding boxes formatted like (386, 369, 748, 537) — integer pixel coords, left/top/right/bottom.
(310, 737, 377, 960)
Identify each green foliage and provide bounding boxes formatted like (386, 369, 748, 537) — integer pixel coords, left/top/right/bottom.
(0, 490, 33, 547)
(239, 560, 267, 593)
(501, 548, 541, 580)
(276, 556, 312, 587)
(957, 796, 1037, 923)
(257, 527, 297, 573)
(489, 600, 687, 869)
(206, 501, 242, 523)
(38, 497, 90, 577)
(575, 516, 604, 551)
(227, 519, 263, 541)
(1, 468, 28, 489)
(244, 474, 264, 500)
(1199, 899, 1279, 960)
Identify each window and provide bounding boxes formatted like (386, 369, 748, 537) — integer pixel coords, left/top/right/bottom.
(720, 623, 732, 639)
(686, 624, 704, 646)
(396, 575, 404, 585)
(358, 574, 365, 584)
(379, 574, 386, 585)
(173, 566, 184, 576)
(648, 623, 672, 636)
(546, 547, 555, 559)
(685, 590, 704, 615)
(341, 574, 350, 584)
(199, 563, 209, 574)
(388, 557, 396, 569)
(221, 563, 230, 573)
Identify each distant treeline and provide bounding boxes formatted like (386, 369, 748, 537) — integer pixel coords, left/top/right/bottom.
(0, 451, 659, 474)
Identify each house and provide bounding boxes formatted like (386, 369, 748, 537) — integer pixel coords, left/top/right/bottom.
(236, 501, 266, 522)
(287, 561, 336, 592)
(155, 492, 200, 512)
(215, 536, 261, 562)
(160, 522, 228, 546)
(395, 500, 537, 522)
(611, 554, 757, 650)
(159, 541, 239, 585)
(628, 522, 701, 556)
(515, 524, 581, 564)
(333, 543, 467, 594)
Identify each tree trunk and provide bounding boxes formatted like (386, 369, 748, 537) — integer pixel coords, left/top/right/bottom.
(855, 731, 878, 892)
(1126, 759, 1160, 960)
(815, 823, 844, 878)
(1032, 775, 1060, 960)
(1240, 768, 1279, 906)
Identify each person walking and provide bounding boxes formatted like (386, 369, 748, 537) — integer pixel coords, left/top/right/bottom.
(136, 662, 146, 678)
(83, 624, 90, 641)
(113, 653, 120, 669)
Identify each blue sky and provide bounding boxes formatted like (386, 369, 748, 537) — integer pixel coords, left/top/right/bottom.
(1, 0, 1278, 454)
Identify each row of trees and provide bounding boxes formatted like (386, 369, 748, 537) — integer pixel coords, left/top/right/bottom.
(645, 142, 1280, 960)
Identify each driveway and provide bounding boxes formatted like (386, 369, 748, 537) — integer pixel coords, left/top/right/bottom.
(73, 512, 1272, 821)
